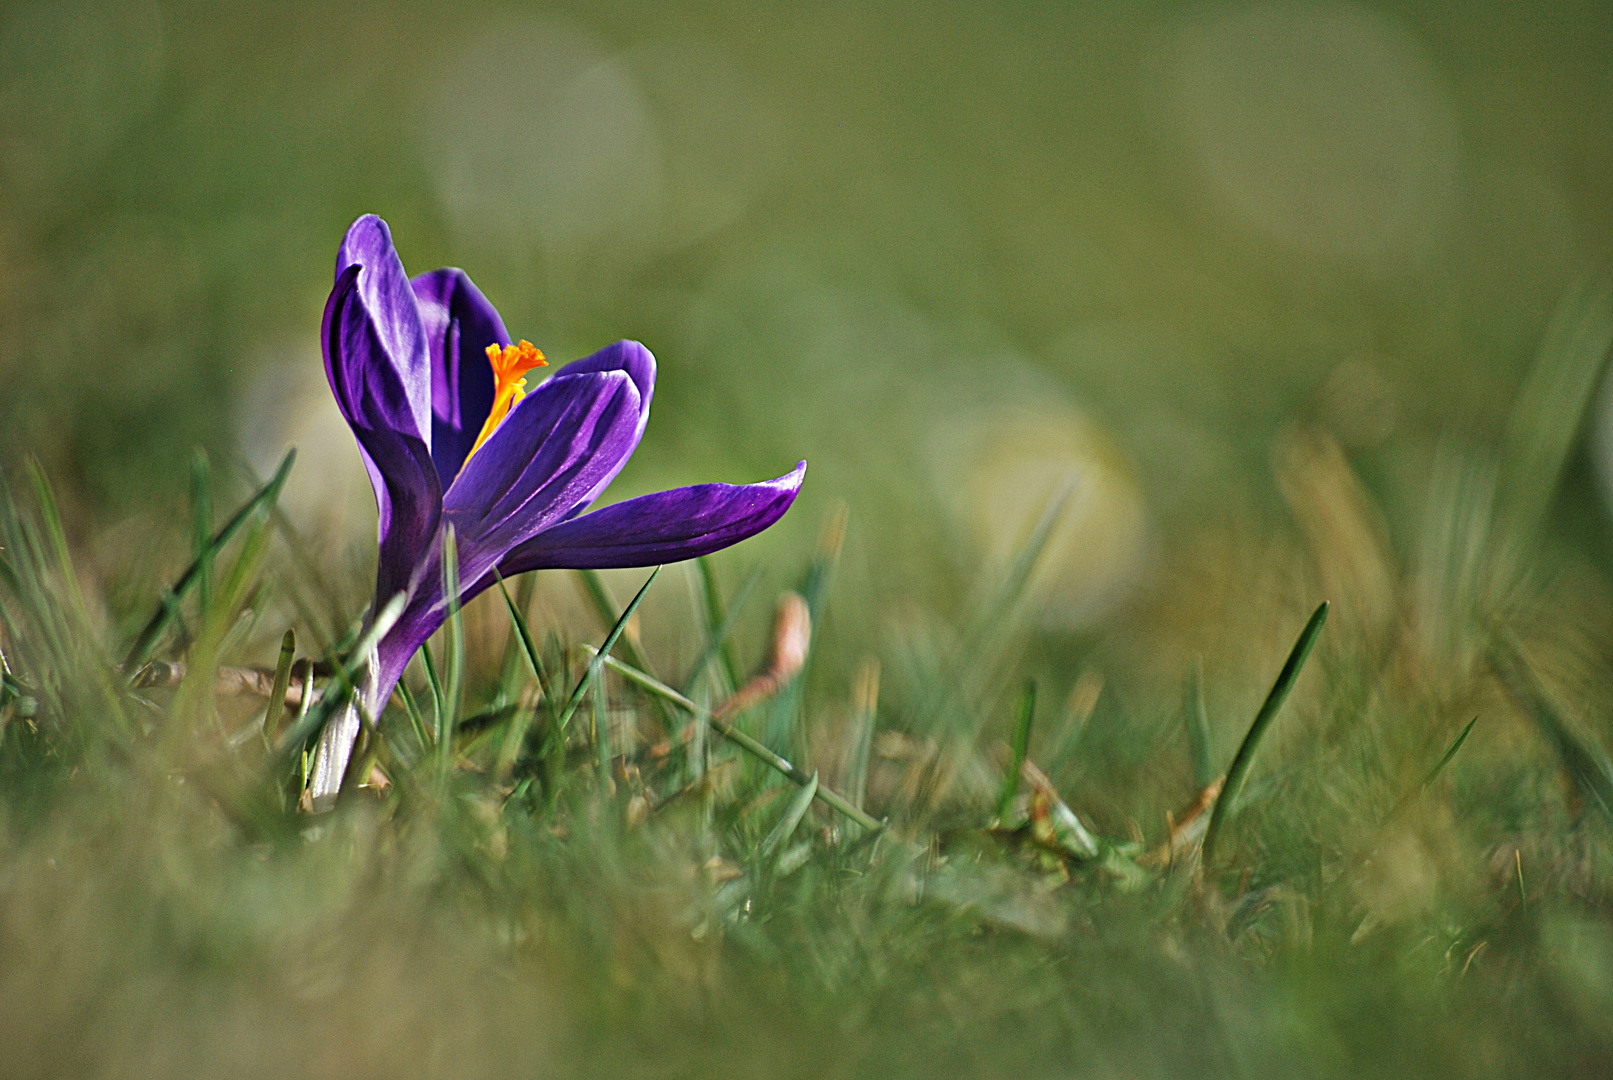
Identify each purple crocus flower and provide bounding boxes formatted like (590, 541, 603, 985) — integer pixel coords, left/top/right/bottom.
(306, 215, 804, 806)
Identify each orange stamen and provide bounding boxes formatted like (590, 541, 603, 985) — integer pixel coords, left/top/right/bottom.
(463, 339, 547, 469)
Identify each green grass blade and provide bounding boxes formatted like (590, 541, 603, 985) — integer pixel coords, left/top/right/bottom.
(1493, 639, 1613, 823)
(23, 460, 130, 736)
(761, 770, 818, 858)
(763, 506, 846, 752)
(437, 526, 464, 785)
(293, 660, 315, 737)
(696, 556, 744, 691)
(261, 629, 296, 740)
(584, 646, 884, 834)
(25, 458, 88, 623)
(421, 640, 445, 745)
(238, 456, 345, 651)
(577, 568, 674, 728)
(904, 486, 1071, 751)
(492, 570, 547, 780)
(554, 566, 662, 737)
(995, 680, 1036, 823)
(397, 677, 431, 753)
(271, 593, 405, 769)
(846, 659, 879, 814)
(592, 673, 611, 781)
(1202, 601, 1329, 866)
(797, 502, 847, 618)
(494, 569, 548, 697)
(190, 448, 213, 620)
(213, 501, 275, 633)
(1421, 717, 1478, 791)
(1187, 658, 1215, 789)
(275, 674, 351, 768)
(980, 481, 1072, 628)
(125, 448, 295, 670)
(0, 636, 15, 710)
(684, 564, 761, 697)
(1498, 272, 1613, 542)
(488, 571, 534, 705)
(577, 568, 659, 680)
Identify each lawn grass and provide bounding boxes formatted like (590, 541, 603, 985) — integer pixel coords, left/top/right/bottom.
(2, 278, 1613, 1078)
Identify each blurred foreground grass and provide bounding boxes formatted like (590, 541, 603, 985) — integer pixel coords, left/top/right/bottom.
(1, 275, 1613, 1078)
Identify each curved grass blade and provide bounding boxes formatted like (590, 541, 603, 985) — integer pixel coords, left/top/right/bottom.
(1421, 717, 1478, 791)
(0, 640, 15, 711)
(210, 506, 276, 651)
(125, 448, 295, 671)
(1202, 601, 1329, 866)
(491, 570, 535, 698)
(420, 641, 445, 743)
(577, 569, 661, 684)
(761, 770, 818, 858)
(291, 659, 314, 739)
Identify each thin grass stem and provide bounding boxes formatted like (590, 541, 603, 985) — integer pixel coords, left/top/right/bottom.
(553, 567, 661, 738)
(1202, 601, 1329, 866)
(696, 556, 745, 691)
(995, 680, 1036, 823)
(437, 526, 464, 786)
(261, 629, 296, 740)
(1422, 717, 1478, 791)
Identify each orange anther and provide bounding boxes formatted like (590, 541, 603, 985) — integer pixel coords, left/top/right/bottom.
(462, 339, 549, 472)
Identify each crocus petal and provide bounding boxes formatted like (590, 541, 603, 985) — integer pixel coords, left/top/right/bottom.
(411, 268, 509, 488)
(324, 216, 440, 603)
(549, 340, 656, 518)
(442, 370, 643, 559)
(494, 461, 806, 574)
(333, 216, 435, 440)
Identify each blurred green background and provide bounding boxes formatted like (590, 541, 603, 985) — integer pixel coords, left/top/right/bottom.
(2, 0, 1611, 645)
